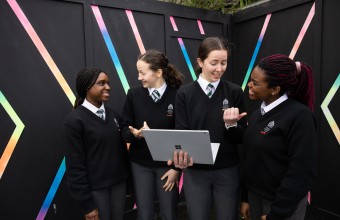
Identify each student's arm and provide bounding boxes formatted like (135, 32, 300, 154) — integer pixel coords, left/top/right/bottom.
(224, 87, 247, 143)
(267, 110, 317, 219)
(61, 121, 97, 215)
(175, 88, 189, 129)
(120, 89, 139, 142)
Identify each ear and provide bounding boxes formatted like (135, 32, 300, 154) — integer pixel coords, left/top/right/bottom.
(271, 86, 281, 96)
(197, 58, 203, 68)
(156, 69, 163, 78)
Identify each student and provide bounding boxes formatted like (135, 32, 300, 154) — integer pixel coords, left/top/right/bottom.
(61, 67, 129, 220)
(121, 50, 184, 220)
(174, 37, 247, 220)
(240, 54, 317, 220)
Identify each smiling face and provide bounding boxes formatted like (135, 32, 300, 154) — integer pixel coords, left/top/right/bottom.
(137, 60, 163, 88)
(248, 66, 280, 105)
(198, 49, 228, 82)
(86, 72, 110, 108)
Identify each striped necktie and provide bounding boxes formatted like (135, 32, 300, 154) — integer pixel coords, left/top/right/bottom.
(151, 90, 161, 102)
(96, 109, 105, 120)
(206, 83, 214, 98)
(261, 108, 265, 115)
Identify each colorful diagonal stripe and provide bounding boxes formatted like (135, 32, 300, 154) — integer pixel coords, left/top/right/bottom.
(36, 159, 66, 220)
(92, 5, 130, 94)
(0, 91, 25, 179)
(197, 20, 205, 35)
(241, 14, 271, 90)
(126, 10, 146, 54)
(321, 74, 340, 145)
(7, 0, 75, 104)
(169, 16, 178, 31)
(289, 3, 315, 59)
(169, 16, 197, 81)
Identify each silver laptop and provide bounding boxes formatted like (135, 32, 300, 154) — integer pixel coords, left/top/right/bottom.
(142, 129, 219, 165)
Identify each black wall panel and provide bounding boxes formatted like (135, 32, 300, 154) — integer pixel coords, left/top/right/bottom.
(234, 0, 340, 218)
(0, 0, 230, 219)
(2, 0, 339, 219)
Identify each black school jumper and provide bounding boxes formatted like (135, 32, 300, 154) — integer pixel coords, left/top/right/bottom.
(61, 105, 129, 214)
(243, 99, 317, 220)
(175, 80, 247, 220)
(121, 85, 179, 220)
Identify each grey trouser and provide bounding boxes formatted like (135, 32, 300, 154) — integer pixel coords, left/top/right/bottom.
(183, 164, 240, 220)
(131, 161, 178, 220)
(92, 181, 126, 220)
(248, 191, 308, 220)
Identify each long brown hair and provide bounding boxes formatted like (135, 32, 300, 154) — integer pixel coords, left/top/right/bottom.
(138, 49, 184, 88)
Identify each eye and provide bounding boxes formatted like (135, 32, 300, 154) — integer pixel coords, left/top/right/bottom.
(96, 81, 108, 86)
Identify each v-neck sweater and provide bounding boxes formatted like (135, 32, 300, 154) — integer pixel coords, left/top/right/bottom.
(243, 99, 317, 219)
(175, 80, 247, 169)
(121, 85, 178, 167)
(61, 105, 129, 213)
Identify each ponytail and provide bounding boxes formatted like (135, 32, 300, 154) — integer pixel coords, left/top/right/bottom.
(291, 62, 315, 111)
(257, 54, 315, 111)
(164, 64, 184, 88)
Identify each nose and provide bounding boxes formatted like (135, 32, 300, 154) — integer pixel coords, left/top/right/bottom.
(138, 74, 142, 81)
(247, 81, 252, 88)
(216, 64, 222, 72)
(105, 82, 110, 90)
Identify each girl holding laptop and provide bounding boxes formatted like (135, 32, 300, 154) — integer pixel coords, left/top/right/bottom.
(174, 37, 247, 220)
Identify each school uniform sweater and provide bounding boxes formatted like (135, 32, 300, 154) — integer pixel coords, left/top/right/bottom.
(121, 85, 178, 167)
(61, 105, 129, 214)
(243, 99, 317, 220)
(175, 80, 247, 169)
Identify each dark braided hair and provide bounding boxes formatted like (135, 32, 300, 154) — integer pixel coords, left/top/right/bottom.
(74, 67, 105, 109)
(195, 37, 231, 75)
(138, 49, 184, 88)
(257, 54, 315, 111)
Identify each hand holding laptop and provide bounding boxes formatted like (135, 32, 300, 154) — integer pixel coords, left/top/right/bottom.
(167, 151, 194, 169)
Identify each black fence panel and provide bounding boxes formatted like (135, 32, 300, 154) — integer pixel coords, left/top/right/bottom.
(0, 0, 230, 219)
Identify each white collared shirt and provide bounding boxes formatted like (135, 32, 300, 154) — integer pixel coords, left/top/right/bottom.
(197, 75, 220, 96)
(82, 99, 106, 119)
(148, 82, 167, 99)
(261, 93, 288, 115)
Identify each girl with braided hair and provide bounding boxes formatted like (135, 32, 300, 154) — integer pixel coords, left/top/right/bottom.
(61, 67, 129, 220)
(120, 49, 184, 220)
(240, 54, 317, 220)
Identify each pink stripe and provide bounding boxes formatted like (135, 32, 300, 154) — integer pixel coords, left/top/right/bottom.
(126, 10, 146, 53)
(260, 13, 271, 39)
(178, 172, 184, 194)
(197, 20, 205, 35)
(170, 16, 178, 31)
(91, 5, 105, 31)
(289, 2, 315, 59)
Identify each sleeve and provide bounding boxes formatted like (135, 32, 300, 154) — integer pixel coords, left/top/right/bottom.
(120, 89, 138, 143)
(225, 86, 247, 143)
(61, 120, 96, 214)
(267, 110, 317, 220)
(175, 88, 189, 130)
